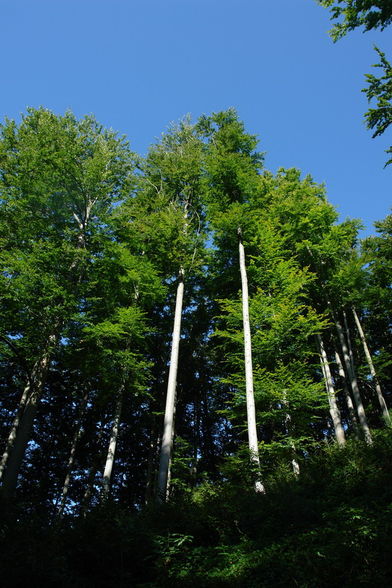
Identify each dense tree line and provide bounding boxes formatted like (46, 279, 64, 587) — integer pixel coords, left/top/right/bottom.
(0, 107, 391, 586)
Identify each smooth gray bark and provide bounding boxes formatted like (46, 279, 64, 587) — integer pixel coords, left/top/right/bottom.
(0, 383, 30, 483)
(157, 268, 185, 501)
(352, 307, 391, 426)
(81, 428, 104, 516)
(1, 339, 55, 496)
(1, 394, 39, 496)
(336, 317, 373, 444)
(317, 335, 346, 446)
(238, 229, 265, 494)
(102, 388, 124, 499)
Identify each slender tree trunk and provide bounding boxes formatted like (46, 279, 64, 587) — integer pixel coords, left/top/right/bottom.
(1, 338, 55, 496)
(335, 350, 360, 436)
(352, 307, 390, 426)
(157, 268, 185, 502)
(335, 317, 372, 444)
(102, 388, 124, 500)
(0, 382, 31, 483)
(56, 390, 89, 519)
(238, 228, 265, 494)
(1, 393, 39, 496)
(317, 335, 346, 445)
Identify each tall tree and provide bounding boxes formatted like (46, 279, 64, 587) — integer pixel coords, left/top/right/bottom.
(132, 120, 207, 501)
(0, 108, 135, 495)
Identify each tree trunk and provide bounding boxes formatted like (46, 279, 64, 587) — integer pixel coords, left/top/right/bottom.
(0, 382, 30, 483)
(335, 317, 372, 444)
(157, 268, 184, 502)
(56, 390, 89, 519)
(334, 350, 360, 436)
(1, 338, 55, 496)
(102, 388, 124, 499)
(352, 307, 390, 426)
(317, 335, 346, 445)
(238, 228, 265, 494)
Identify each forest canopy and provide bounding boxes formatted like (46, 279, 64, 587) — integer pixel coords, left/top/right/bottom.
(0, 107, 391, 587)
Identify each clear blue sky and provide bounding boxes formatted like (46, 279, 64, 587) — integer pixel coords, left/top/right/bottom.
(1, 0, 391, 235)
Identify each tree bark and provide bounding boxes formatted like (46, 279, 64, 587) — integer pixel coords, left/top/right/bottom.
(56, 390, 89, 519)
(1, 337, 56, 496)
(317, 335, 346, 445)
(0, 382, 30, 483)
(334, 350, 360, 436)
(352, 307, 391, 426)
(102, 387, 124, 499)
(157, 268, 184, 502)
(335, 317, 372, 444)
(238, 228, 265, 494)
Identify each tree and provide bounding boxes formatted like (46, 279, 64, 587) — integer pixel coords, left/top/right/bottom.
(363, 47, 392, 165)
(131, 119, 207, 501)
(317, 1, 392, 164)
(0, 108, 135, 496)
(317, 1, 392, 40)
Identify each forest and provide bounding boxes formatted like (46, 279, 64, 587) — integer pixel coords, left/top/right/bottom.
(0, 105, 391, 587)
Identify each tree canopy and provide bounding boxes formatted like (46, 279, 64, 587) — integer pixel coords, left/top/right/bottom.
(0, 107, 391, 587)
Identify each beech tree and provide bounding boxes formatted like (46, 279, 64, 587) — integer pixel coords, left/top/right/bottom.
(129, 120, 207, 501)
(0, 107, 391, 587)
(0, 108, 135, 495)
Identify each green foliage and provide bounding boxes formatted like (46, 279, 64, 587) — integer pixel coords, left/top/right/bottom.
(317, 0, 392, 40)
(363, 46, 392, 165)
(2, 434, 392, 586)
(0, 107, 391, 585)
(317, 2, 392, 164)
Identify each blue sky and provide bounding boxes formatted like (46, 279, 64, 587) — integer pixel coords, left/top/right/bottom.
(1, 0, 390, 235)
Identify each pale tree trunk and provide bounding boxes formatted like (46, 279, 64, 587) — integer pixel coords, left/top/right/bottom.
(334, 350, 360, 436)
(238, 228, 265, 494)
(352, 307, 391, 426)
(102, 387, 124, 499)
(336, 317, 373, 444)
(317, 335, 346, 446)
(56, 390, 89, 519)
(1, 337, 56, 496)
(0, 383, 30, 483)
(157, 268, 184, 502)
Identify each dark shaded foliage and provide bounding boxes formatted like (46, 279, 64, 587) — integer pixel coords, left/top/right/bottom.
(1, 432, 392, 587)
